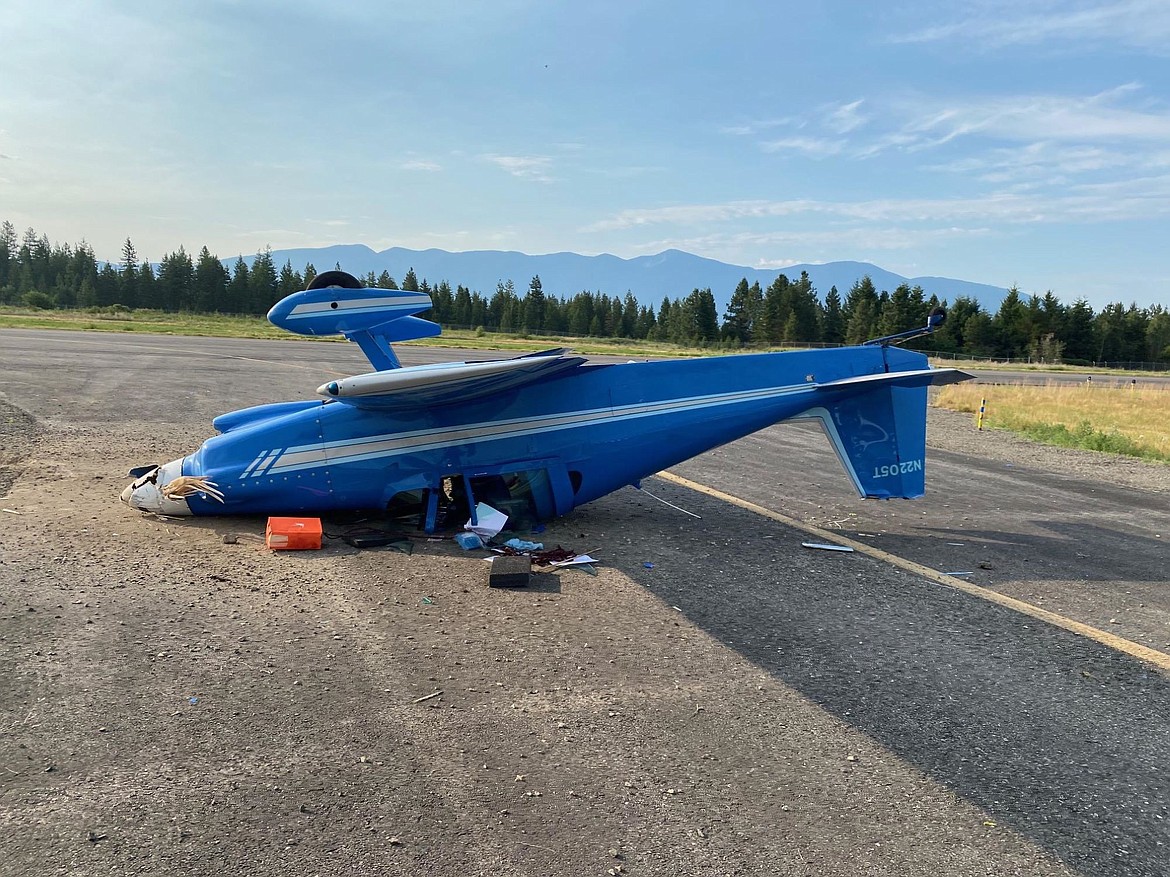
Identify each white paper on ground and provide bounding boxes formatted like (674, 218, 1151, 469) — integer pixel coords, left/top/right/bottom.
(550, 554, 599, 567)
(466, 502, 508, 540)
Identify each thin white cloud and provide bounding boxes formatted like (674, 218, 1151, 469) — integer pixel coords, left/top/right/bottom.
(897, 86, 1170, 146)
(759, 137, 845, 158)
(893, 0, 1170, 53)
(401, 159, 442, 172)
(482, 154, 555, 182)
(635, 226, 996, 268)
(584, 179, 1170, 234)
(824, 99, 868, 134)
(720, 117, 797, 137)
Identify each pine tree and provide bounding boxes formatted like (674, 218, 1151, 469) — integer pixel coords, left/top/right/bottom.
(249, 249, 278, 314)
(194, 248, 229, 312)
(226, 257, 250, 313)
(156, 247, 193, 311)
(0, 221, 16, 291)
(1062, 299, 1095, 361)
(843, 277, 879, 344)
(277, 260, 303, 300)
(821, 286, 844, 344)
(992, 286, 1029, 357)
(722, 278, 753, 342)
(119, 238, 139, 308)
(523, 275, 545, 334)
(137, 260, 157, 309)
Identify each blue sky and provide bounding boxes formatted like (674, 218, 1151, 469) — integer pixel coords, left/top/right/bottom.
(2, 0, 1168, 308)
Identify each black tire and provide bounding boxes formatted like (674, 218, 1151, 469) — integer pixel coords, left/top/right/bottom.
(306, 270, 363, 291)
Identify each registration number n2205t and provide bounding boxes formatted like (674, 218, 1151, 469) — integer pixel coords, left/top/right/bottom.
(872, 459, 923, 479)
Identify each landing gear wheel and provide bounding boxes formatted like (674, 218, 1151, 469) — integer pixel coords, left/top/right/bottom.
(307, 270, 362, 290)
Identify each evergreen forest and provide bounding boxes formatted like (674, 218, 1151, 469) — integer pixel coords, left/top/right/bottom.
(2, 222, 1167, 367)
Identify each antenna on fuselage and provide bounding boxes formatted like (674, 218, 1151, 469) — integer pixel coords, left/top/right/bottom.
(863, 306, 947, 348)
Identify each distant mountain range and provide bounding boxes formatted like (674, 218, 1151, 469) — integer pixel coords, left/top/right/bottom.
(241, 244, 1008, 314)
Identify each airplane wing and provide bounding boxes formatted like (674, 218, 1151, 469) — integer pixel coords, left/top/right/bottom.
(316, 352, 591, 409)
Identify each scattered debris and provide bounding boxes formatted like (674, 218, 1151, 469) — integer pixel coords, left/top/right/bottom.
(454, 532, 483, 550)
(466, 502, 508, 540)
(978, 561, 994, 570)
(335, 527, 415, 552)
(2, 508, 22, 515)
(643, 562, 655, 569)
(503, 538, 543, 552)
(943, 571, 974, 577)
(221, 533, 238, 545)
(161, 474, 224, 503)
(488, 555, 532, 588)
(801, 542, 855, 552)
(412, 691, 443, 704)
(639, 486, 702, 519)
(548, 553, 598, 568)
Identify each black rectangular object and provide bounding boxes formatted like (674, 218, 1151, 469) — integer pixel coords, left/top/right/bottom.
(488, 555, 532, 588)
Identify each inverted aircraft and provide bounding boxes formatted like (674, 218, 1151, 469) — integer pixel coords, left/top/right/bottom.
(121, 271, 970, 530)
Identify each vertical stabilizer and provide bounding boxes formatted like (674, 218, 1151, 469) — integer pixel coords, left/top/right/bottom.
(799, 380, 932, 499)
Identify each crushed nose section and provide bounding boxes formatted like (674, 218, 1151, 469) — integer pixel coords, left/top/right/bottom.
(120, 459, 209, 516)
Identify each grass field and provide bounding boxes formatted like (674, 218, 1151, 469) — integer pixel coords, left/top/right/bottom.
(934, 381, 1170, 462)
(0, 307, 707, 358)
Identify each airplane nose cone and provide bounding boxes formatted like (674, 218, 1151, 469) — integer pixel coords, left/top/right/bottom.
(120, 459, 195, 516)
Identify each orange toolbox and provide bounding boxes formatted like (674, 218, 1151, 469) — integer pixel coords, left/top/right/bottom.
(265, 516, 323, 550)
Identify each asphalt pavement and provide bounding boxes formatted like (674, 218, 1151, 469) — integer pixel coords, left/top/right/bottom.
(2, 328, 1168, 876)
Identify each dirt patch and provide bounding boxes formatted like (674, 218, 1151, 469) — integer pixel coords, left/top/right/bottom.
(0, 401, 38, 497)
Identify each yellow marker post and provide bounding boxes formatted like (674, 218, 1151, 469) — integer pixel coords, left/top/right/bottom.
(976, 397, 987, 431)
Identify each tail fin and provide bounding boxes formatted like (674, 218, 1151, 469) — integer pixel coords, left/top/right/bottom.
(799, 368, 969, 499)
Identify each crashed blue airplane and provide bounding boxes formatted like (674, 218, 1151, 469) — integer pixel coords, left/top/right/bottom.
(121, 271, 970, 530)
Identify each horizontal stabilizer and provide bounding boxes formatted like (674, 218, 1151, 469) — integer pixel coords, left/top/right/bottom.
(816, 367, 973, 391)
(267, 283, 439, 370)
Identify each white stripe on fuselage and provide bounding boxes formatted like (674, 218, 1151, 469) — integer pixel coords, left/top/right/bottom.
(286, 295, 432, 319)
(242, 381, 813, 479)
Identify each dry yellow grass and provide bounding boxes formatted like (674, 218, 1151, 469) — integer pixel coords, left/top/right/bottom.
(934, 381, 1170, 461)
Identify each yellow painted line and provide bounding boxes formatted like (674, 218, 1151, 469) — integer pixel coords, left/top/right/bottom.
(657, 470, 1170, 673)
